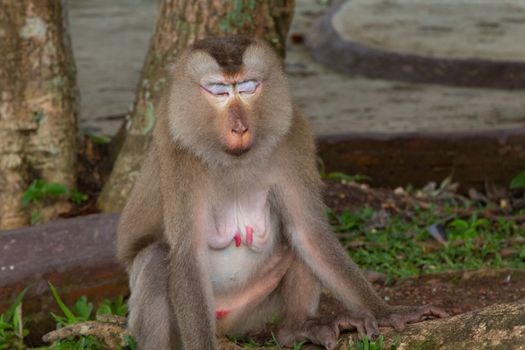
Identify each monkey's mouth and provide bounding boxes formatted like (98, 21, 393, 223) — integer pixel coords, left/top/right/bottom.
(222, 130, 253, 157)
(223, 145, 251, 157)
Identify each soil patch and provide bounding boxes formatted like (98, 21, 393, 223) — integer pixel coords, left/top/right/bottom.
(319, 269, 525, 319)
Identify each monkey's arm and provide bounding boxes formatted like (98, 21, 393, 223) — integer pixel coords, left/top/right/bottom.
(117, 149, 163, 266)
(275, 175, 447, 335)
(274, 112, 447, 336)
(275, 177, 385, 314)
(154, 136, 217, 350)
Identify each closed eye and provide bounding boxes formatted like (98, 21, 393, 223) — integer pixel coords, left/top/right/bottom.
(236, 80, 259, 94)
(202, 83, 230, 96)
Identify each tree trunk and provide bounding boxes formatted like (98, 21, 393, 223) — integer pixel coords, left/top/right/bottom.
(98, 0, 295, 212)
(0, 0, 79, 229)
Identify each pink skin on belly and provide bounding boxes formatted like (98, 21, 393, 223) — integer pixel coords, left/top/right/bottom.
(245, 225, 253, 246)
(214, 249, 293, 323)
(215, 310, 230, 319)
(208, 189, 270, 251)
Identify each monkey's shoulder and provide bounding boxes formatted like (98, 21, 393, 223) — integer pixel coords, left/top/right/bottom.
(282, 108, 316, 156)
(269, 108, 319, 182)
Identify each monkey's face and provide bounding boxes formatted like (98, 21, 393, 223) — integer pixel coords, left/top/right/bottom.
(199, 76, 260, 156)
(168, 37, 293, 167)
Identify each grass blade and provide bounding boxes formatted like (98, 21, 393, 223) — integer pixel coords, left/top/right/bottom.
(48, 282, 77, 324)
(4, 287, 28, 321)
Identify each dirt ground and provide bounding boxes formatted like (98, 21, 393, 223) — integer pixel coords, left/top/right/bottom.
(323, 181, 524, 320)
(317, 268, 525, 320)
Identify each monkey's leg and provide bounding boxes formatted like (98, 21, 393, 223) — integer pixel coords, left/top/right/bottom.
(276, 256, 322, 348)
(216, 250, 294, 335)
(277, 259, 379, 350)
(128, 242, 180, 350)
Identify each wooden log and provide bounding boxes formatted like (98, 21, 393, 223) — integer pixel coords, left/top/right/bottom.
(0, 213, 127, 343)
(318, 127, 525, 191)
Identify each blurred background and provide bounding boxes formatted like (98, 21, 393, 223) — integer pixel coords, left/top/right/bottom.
(1, 0, 524, 349)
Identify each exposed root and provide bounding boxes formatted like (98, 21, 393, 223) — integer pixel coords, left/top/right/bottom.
(42, 314, 129, 348)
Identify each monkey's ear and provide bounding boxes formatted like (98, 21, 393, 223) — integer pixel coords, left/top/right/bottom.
(186, 51, 221, 82)
(243, 42, 279, 79)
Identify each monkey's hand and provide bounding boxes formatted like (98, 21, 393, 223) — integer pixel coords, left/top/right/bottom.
(376, 304, 449, 332)
(278, 309, 380, 350)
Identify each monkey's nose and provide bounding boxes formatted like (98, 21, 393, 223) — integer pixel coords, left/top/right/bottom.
(231, 123, 248, 135)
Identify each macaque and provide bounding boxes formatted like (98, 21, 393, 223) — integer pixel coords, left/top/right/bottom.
(117, 36, 447, 350)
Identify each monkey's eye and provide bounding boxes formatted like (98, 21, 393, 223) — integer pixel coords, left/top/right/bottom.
(203, 83, 230, 96)
(236, 80, 259, 94)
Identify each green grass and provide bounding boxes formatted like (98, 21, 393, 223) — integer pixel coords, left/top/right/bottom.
(46, 283, 129, 349)
(2, 288, 392, 349)
(21, 180, 88, 224)
(0, 285, 131, 350)
(510, 170, 525, 189)
(329, 201, 525, 281)
(347, 336, 399, 350)
(0, 288, 28, 350)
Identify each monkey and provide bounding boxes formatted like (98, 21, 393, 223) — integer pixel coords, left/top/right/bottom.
(117, 36, 448, 350)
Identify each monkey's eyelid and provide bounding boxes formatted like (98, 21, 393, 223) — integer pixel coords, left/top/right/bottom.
(236, 80, 259, 94)
(202, 83, 230, 96)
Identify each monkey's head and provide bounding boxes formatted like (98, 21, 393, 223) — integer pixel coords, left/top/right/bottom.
(167, 36, 293, 167)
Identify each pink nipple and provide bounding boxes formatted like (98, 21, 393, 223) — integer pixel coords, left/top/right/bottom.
(233, 232, 241, 247)
(246, 226, 253, 246)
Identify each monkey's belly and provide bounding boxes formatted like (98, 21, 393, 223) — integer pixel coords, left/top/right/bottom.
(209, 246, 264, 289)
(207, 215, 279, 292)
(210, 245, 293, 334)
(206, 188, 283, 323)
(208, 189, 272, 252)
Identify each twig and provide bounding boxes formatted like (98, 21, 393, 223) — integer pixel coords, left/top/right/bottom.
(42, 315, 129, 348)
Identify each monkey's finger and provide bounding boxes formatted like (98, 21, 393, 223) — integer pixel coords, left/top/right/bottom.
(305, 323, 338, 350)
(334, 314, 364, 336)
(321, 328, 340, 350)
(364, 317, 379, 340)
(405, 305, 448, 323)
(422, 305, 449, 319)
(353, 322, 365, 337)
(388, 315, 406, 332)
(323, 338, 339, 350)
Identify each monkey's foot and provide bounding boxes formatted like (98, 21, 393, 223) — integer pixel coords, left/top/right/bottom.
(278, 312, 379, 350)
(377, 304, 449, 332)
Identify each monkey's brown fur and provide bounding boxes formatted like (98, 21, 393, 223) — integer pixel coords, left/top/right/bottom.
(118, 36, 447, 350)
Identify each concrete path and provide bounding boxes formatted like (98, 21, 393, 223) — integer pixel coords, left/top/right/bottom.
(68, 0, 525, 137)
(69, 0, 157, 135)
(332, 0, 525, 61)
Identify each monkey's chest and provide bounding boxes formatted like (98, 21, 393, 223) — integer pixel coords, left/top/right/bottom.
(206, 189, 278, 290)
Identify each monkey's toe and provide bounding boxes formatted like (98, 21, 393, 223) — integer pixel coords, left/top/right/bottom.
(296, 312, 379, 349)
(378, 304, 449, 331)
(333, 312, 379, 340)
(303, 319, 339, 350)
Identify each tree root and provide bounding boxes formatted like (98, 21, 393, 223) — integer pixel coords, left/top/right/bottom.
(42, 300, 525, 349)
(42, 314, 129, 349)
